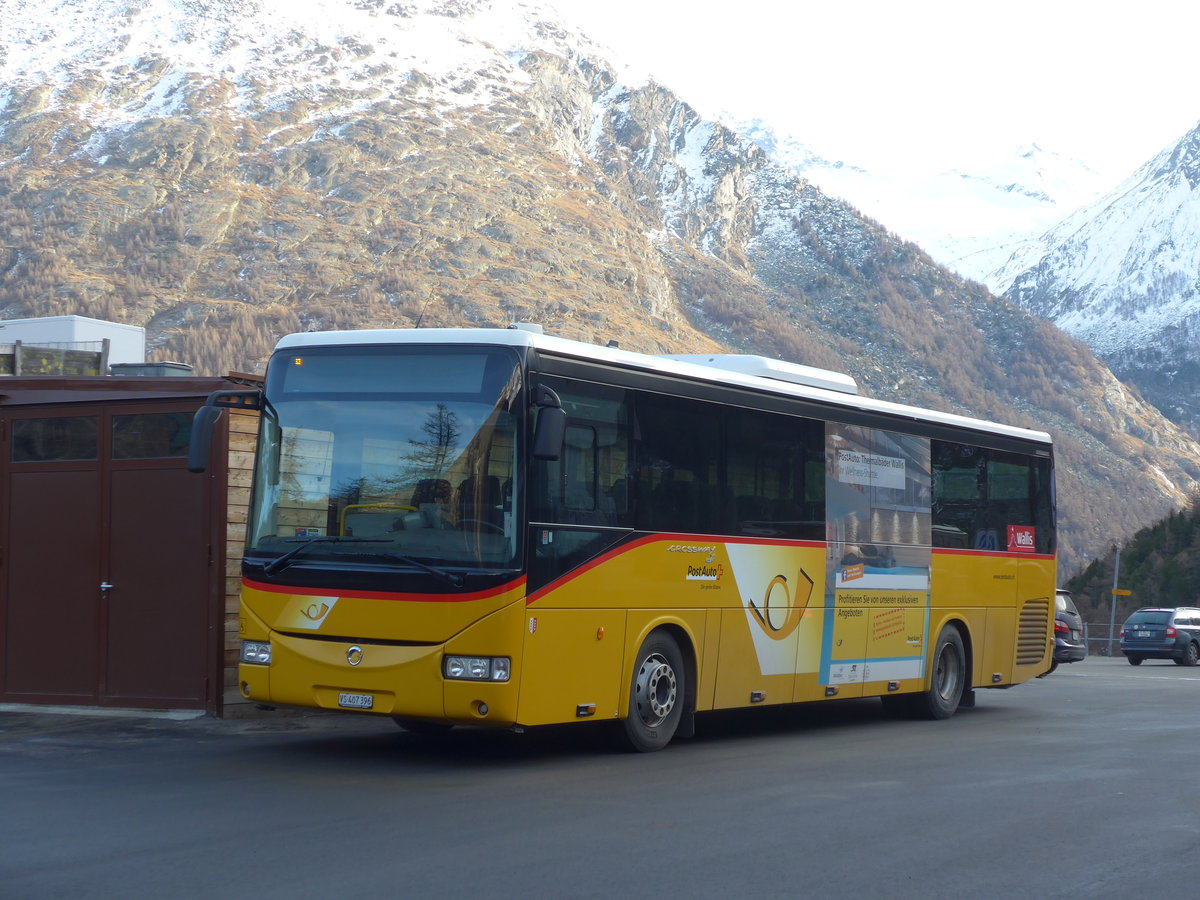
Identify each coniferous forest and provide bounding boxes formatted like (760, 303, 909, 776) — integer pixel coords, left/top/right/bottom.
(1065, 492, 1200, 628)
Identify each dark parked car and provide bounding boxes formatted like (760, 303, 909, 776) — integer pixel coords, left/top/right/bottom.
(1048, 589, 1087, 674)
(1119, 607, 1200, 666)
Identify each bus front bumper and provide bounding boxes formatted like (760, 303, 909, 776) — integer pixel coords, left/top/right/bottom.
(238, 634, 519, 725)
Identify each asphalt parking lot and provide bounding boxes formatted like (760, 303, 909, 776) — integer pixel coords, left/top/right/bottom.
(3, 654, 1198, 899)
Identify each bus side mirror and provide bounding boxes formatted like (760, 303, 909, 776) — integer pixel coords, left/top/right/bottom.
(187, 405, 224, 473)
(187, 389, 264, 473)
(531, 385, 565, 461)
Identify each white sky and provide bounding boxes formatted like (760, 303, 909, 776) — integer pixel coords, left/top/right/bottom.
(550, 0, 1200, 184)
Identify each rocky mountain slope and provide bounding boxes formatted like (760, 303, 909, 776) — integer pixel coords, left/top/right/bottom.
(2, 0, 1199, 573)
(995, 122, 1200, 431)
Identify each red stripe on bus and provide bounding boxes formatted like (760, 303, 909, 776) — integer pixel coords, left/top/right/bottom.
(931, 548, 1055, 560)
(525, 533, 825, 606)
(242, 575, 527, 603)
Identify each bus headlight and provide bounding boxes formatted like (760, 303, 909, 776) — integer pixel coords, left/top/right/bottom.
(443, 655, 510, 682)
(241, 640, 272, 665)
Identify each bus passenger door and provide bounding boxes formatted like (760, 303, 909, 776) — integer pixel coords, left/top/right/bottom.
(823, 599, 868, 699)
(714, 546, 821, 709)
(712, 607, 800, 709)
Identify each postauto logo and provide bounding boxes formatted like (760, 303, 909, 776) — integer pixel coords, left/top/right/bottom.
(669, 544, 723, 581)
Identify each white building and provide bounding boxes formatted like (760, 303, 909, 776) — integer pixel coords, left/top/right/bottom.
(0, 314, 153, 374)
(0, 315, 146, 365)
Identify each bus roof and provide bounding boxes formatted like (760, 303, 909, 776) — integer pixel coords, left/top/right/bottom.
(275, 327, 1052, 448)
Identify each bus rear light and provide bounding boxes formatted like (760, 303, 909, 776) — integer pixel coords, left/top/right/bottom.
(240, 640, 272, 665)
(444, 655, 510, 682)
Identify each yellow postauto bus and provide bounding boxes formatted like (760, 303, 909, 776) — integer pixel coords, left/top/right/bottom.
(191, 326, 1056, 751)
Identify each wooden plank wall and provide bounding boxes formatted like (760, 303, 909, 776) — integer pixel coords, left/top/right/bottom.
(223, 408, 258, 712)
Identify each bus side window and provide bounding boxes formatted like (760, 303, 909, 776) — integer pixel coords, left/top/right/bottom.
(1031, 456, 1055, 554)
(725, 407, 824, 539)
(529, 379, 633, 528)
(932, 442, 1053, 554)
(633, 392, 719, 534)
(563, 424, 599, 513)
(932, 442, 985, 549)
(988, 451, 1055, 554)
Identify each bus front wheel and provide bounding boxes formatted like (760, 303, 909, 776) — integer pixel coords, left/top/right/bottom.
(623, 631, 685, 752)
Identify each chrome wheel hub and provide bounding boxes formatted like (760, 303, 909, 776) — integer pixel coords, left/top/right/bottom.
(634, 652, 677, 725)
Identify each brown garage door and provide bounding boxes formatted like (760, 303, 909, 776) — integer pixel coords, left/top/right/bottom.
(1, 402, 221, 710)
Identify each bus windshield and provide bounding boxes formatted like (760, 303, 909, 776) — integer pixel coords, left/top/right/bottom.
(246, 345, 523, 576)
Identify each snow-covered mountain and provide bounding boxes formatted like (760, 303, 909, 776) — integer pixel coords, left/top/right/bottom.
(731, 108, 1200, 435)
(723, 117, 1108, 284)
(0, 0, 596, 119)
(998, 122, 1200, 429)
(0, 0, 1116, 294)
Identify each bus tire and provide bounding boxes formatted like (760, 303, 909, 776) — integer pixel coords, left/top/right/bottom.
(622, 631, 685, 752)
(914, 626, 966, 720)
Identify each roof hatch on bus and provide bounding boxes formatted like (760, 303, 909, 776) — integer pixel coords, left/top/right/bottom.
(662, 354, 859, 395)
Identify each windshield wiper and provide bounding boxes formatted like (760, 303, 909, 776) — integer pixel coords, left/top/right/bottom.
(261, 537, 466, 587)
(390, 553, 465, 588)
(262, 536, 391, 575)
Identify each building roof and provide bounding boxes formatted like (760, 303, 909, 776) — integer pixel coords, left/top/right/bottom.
(0, 374, 262, 407)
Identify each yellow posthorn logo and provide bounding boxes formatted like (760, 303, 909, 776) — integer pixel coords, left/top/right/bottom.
(301, 602, 331, 621)
(748, 570, 814, 641)
(279, 596, 338, 630)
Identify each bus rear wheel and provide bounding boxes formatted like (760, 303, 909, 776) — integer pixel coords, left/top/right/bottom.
(623, 631, 685, 752)
(886, 626, 966, 720)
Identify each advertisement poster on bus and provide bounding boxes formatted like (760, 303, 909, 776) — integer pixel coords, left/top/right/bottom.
(824, 424, 933, 686)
